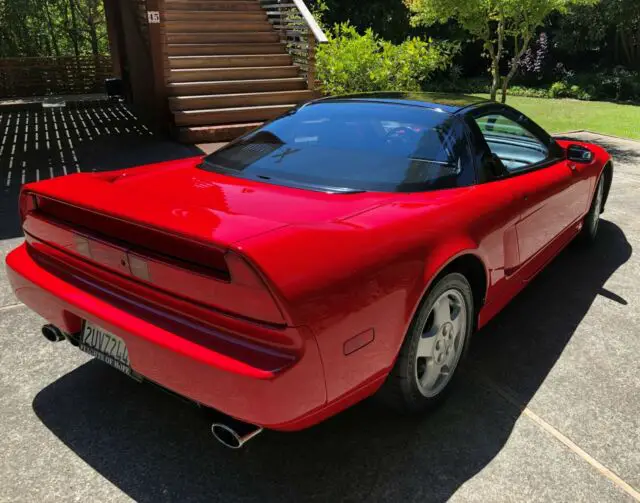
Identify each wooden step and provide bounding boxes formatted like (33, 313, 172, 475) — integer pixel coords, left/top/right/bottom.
(167, 77, 307, 96)
(166, 21, 272, 33)
(169, 54, 292, 69)
(177, 123, 263, 143)
(166, 0, 262, 11)
(174, 104, 295, 126)
(168, 32, 280, 44)
(168, 42, 286, 56)
(169, 66, 300, 83)
(170, 90, 314, 110)
(166, 11, 267, 22)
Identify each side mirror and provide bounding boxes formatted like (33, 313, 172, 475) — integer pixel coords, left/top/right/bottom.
(567, 144, 594, 164)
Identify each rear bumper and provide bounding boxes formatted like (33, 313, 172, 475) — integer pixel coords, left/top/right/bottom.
(6, 243, 328, 431)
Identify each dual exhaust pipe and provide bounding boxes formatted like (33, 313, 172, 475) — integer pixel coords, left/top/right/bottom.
(42, 324, 79, 346)
(41, 324, 263, 449)
(211, 419, 263, 449)
(42, 324, 66, 343)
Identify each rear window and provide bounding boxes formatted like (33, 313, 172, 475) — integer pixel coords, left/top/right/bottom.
(201, 101, 474, 193)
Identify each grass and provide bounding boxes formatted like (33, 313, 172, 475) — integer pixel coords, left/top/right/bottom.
(474, 94, 640, 140)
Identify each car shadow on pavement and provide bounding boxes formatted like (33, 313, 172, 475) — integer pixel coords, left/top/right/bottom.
(32, 220, 631, 503)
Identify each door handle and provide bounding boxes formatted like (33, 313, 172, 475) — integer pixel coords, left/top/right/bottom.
(569, 163, 577, 173)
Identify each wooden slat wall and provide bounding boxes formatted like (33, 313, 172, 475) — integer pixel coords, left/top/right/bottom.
(0, 56, 114, 98)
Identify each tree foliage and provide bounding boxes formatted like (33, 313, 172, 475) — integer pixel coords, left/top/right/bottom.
(316, 23, 457, 94)
(554, 0, 640, 70)
(405, 0, 596, 102)
(309, 0, 413, 43)
(0, 0, 108, 58)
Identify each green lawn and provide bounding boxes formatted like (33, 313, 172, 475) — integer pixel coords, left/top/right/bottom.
(474, 95, 640, 140)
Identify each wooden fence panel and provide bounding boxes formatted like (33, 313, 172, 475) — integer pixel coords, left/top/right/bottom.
(0, 56, 114, 98)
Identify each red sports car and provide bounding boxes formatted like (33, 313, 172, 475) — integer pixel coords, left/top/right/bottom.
(6, 93, 612, 448)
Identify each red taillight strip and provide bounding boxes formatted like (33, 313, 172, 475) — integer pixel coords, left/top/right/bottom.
(23, 212, 287, 326)
(35, 195, 230, 276)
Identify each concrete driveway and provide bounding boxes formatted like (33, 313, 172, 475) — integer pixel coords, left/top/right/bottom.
(0, 126, 638, 502)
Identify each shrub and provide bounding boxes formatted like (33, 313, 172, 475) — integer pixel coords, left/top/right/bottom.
(570, 85, 593, 101)
(316, 23, 457, 94)
(591, 67, 640, 101)
(547, 68, 639, 101)
(549, 81, 569, 98)
(508, 85, 550, 98)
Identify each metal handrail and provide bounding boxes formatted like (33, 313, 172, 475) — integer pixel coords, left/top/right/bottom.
(260, 0, 328, 43)
(290, 0, 328, 43)
(259, 0, 328, 91)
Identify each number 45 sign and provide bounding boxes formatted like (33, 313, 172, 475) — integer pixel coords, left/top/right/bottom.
(148, 11, 161, 24)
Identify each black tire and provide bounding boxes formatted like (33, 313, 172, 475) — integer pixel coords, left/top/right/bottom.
(377, 273, 474, 413)
(579, 175, 605, 245)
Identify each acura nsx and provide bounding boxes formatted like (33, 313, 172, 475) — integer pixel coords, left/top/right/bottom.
(5, 93, 612, 447)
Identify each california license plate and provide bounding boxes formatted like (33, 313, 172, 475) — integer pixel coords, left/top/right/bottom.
(80, 322, 132, 376)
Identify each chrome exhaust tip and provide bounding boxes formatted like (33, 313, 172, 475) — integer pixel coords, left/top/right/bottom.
(42, 324, 65, 343)
(211, 420, 263, 449)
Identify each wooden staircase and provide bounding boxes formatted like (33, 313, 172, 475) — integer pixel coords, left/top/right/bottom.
(162, 0, 324, 143)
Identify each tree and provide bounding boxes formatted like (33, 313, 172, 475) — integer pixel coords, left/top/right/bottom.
(0, 0, 108, 59)
(70, 0, 107, 56)
(607, 0, 640, 69)
(405, 0, 597, 102)
(308, 0, 413, 43)
(553, 0, 640, 70)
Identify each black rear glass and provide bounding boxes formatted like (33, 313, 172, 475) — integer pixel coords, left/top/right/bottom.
(201, 102, 474, 193)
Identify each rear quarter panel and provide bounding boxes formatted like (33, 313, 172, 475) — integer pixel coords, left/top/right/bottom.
(236, 184, 522, 402)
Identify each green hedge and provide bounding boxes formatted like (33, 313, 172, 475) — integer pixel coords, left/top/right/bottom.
(427, 68, 640, 103)
(316, 23, 457, 95)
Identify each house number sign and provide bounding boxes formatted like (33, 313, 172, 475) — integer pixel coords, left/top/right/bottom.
(148, 11, 161, 24)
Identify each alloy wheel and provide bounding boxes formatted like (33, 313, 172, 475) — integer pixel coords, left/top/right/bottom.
(415, 289, 468, 398)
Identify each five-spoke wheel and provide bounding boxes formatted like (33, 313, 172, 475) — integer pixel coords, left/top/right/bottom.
(378, 272, 474, 412)
(415, 290, 467, 398)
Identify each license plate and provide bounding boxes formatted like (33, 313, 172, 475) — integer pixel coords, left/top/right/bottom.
(80, 322, 132, 376)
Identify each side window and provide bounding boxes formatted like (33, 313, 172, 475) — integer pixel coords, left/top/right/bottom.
(474, 114, 549, 173)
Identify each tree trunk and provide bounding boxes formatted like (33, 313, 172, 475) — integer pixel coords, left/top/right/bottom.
(619, 28, 633, 68)
(84, 0, 102, 56)
(500, 35, 531, 104)
(636, 25, 640, 69)
(88, 16, 100, 56)
(487, 16, 505, 102)
(69, 0, 81, 64)
(43, 1, 61, 57)
(486, 43, 501, 102)
(490, 58, 500, 102)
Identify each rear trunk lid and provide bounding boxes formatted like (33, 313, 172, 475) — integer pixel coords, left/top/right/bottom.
(68, 156, 392, 238)
(20, 157, 392, 326)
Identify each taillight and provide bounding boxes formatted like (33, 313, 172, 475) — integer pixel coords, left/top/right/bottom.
(22, 195, 287, 326)
(225, 251, 286, 325)
(19, 191, 38, 223)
